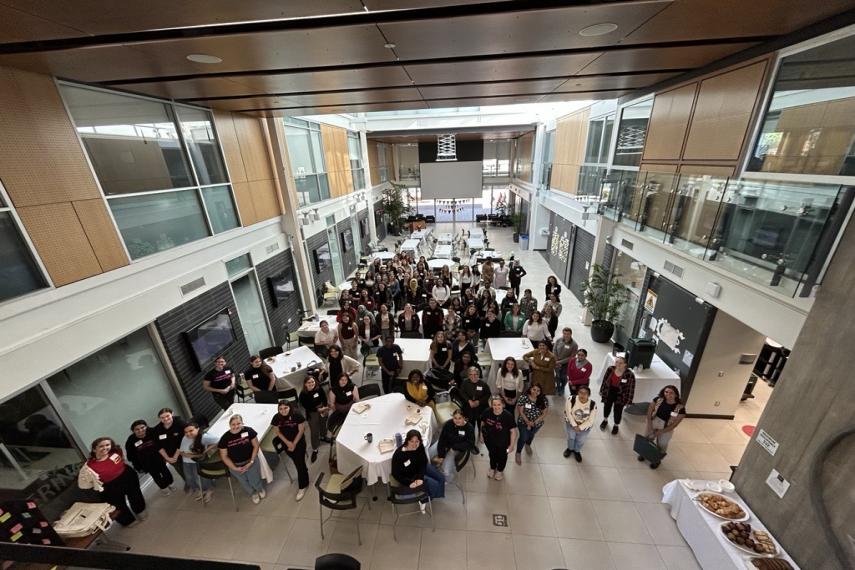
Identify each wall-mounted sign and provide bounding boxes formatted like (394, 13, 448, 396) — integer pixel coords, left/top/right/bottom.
(644, 289, 658, 313)
(765, 468, 790, 498)
(756, 429, 779, 456)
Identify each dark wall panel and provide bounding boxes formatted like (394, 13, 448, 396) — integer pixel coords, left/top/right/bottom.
(373, 200, 387, 242)
(357, 209, 370, 255)
(568, 228, 595, 303)
(155, 282, 250, 420)
(418, 140, 484, 163)
(336, 218, 357, 278)
(602, 243, 617, 273)
(255, 249, 303, 347)
(306, 231, 335, 298)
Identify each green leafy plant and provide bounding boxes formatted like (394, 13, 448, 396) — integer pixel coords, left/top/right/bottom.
(580, 264, 630, 322)
(382, 183, 409, 232)
(510, 212, 522, 232)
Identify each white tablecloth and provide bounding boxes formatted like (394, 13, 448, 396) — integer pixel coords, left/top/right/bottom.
(428, 257, 454, 269)
(487, 337, 533, 382)
(297, 318, 338, 339)
(411, 229, 432, 240)
(467, 237, 485, 249)
(336, 393, 437, 484)
(371, 251, 395, 260)
(436, 233, 454, 244)
(202, 403, 277, 483)
(476, 250, 503, 261)
(468, 228, 484, 238)
(434, 244, 453, 258)
(267, 346, 322, 390)
(401, 238, 422, 254)
(662, 480, 800, 569)
(395, 338, 432, 378)
(597, 352, 681, 403)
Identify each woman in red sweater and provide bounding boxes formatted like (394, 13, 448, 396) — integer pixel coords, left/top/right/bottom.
(566, 348, 593, 395)
(82, 437, 147, 526)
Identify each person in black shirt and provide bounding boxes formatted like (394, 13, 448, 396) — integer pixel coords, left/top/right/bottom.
(510, 261, 527, 297)
(431, 410, 476, 482)
(217, 415, 265, 503)
(461, 304, 481, 345)
(479, 396, 518, 481)
(243, 355, 277, 403)
(328, 374, 360, 433)
(500, 290, 517, 317)
(451, 330, 478, 363)
(459, 367, 491, 438)
(453, 351, 481, 386)
(271, 401, 310, 500)
(299, 375, 329, 463)
(480, 310, 501, 343)
(429, 331, 453, 371)
(641, 385, 686, 468)
(545, 275, 562, 301)
(125, 420, 175, 495)
(391, 430, 445, 503)
(203, 356, 236, 411)
(422, 298, 444, 340)
(152, 408, 187, 485)
(376, 336, 404, 394)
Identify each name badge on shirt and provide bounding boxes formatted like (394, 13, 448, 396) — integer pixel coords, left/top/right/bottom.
(313, 392, 320, 398)
(525, 403, 532, 409)
(159, 434, 167, 440)
(440, 347, 447, 352)
(621, 378, 627, 384)
(476, 386, 483, 391)
(134, 440, 143, 447)
(403, 459, 411, 467)
(240, 432, 249, 438)
(225, 370, 232, 375)
(458, 430, 466, 436)
(109, 453, 121, 463)
(670, 411, 678, 417)
(252, 374, 259, 380)
(346, 391, 353, 396)
(544, 357, 550, 362)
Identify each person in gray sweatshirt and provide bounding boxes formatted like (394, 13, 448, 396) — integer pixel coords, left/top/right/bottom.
(551, 328, 579, 397)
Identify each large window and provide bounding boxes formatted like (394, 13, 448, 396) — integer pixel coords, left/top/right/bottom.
(377, 142, 391, 182)
(61, 84, 240, 259)
(483, 139, 511, 176)
(397, 144, 420, 181)
(540, 131, 555, 188)
(348, 132, 366, 191)
(613, 99, 652, 168)
(0, 187, 48, 303)
(585, 115, 616, 165)
(749, 34, 855, 177)
(284, 118, 330, 206)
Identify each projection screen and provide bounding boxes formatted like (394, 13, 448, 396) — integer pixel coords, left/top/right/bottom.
(419, 161, 483, 199)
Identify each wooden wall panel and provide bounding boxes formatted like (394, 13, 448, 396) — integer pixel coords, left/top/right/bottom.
(551, 107, 589, 194)
(231, 181, 258, 226)
(321, 123, 355, 198)
(643, 83, 697, 161)
(232, 113, 275, 182)
(72, 199, 127, 272)
(367, 140, 381, 186)
(683, 61, 768, 161)
(214, 111, 247, 183)
(17, 203, 103, 286)
(249, 179, 281, 222)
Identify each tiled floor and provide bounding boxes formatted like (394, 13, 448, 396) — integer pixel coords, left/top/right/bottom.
(109, 223, 772, 569)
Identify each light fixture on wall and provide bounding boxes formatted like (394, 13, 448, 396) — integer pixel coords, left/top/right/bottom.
(186, 53, 223, 64)
(578, 23, 618, 37)
(312, 209, 320, 222)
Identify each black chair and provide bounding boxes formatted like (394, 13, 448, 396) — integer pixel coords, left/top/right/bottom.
(259, 346, 284, 360)
(253, 390, 279, 404)
(359, 383, 383, 400)
(327, 309, 340, 316)
(316, 468, 366, 544)
(315, 553, 361, 570)
(425, 215, 436, 224)
(277, 387, 298, 405)
(198, 456, 239, 512)
(450, 448, 476, 504)
(501, 330, 523, 338)
(387, 480, 434, 541)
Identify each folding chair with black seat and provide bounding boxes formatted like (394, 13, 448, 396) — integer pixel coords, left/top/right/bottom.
(316, 468, 367, 544)
(500, 330, 523, 338)
(234, 375, 253, 403)
(276, 387, 299, 407)
(259, 345, 284, 360)
(450, 448, 476, 504)
(259, 427, 295, 484)
(285, 331, 300, 351)
(198, 455, 239, 512)
(387, 478, 434, 541)
(359, 383, 383, 401)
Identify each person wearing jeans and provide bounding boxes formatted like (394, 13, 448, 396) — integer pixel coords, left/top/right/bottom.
(217, 415, 266, 504)
(641, 385, 686, 469)
(431, 410, 476, 482)
(564, 386, 597, 462)
(480, 396, 518, 480)
(179, 422, 215, 502)
(514, 384, 548, 465)
(598, 356, 636, 435)
(392, 430, 445, 508)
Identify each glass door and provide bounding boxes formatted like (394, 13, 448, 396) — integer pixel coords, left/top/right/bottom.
(232, 272, 274, 355)
(326, 216, 345, 284)
(350, 217, 362, 260)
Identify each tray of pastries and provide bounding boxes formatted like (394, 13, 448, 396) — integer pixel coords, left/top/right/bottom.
(695, 492, 748, 521)
(721, 522, 778, 556)
(745, 558, 793, 570)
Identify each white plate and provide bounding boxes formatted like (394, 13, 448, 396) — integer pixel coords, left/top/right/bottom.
(694, 492, 750, 521)
(721, 524, 778, 558)
(683, 479, 706, 491)
(706, 481, 723, 493)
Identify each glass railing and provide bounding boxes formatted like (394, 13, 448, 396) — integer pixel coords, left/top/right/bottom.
(595, 170, 852, 297)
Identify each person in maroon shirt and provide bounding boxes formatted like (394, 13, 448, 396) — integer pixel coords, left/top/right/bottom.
(598, 356, 636, 435)
(83, 437, 147, 526)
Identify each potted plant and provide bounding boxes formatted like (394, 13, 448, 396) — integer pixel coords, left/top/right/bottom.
(510, 213, 522, 242)
(382, 183, 409, 235)
(581, 264, 630, 343)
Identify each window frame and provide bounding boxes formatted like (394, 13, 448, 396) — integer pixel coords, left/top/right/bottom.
(57, 80, 243, 262)
(284, 119, 330, 205)
(0, 179, 54, 304)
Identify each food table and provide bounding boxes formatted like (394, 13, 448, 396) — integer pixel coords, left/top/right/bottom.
(467, 237, 485, 250)
(400, 238, 422, 255)
(428, 257, 454, 270)
(394, 338, 432, 378)
(468, 228, 484, 238)
(662, 480, 800, 569)
(433, 244, 453, 258)
(476, 250, 503, 261)
(486, 337, 533, 382)
(436, 233, 454, 244)
(411, 228, 432, 240)
(297, 318, 338, 340)
(202, 403, 278, 483)
(336, 393, 437, 484)
(267, 346, 323, 390)
(597, 352, 681, 412)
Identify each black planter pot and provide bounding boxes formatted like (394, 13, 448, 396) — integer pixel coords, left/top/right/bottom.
(513, 233, 520, 243)
(591, 319, 615, 343)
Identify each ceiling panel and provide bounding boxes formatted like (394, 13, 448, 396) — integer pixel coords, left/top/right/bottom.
(0, 25, 395, 82)
(578, 43, 759, 75)
(624, 0, 855, 43)
(380, 2, 671, 60)
(365, 0, 514, 9)
(426, 95, 548, 108)
(550, 72, 682, 93)
(405, 52, 600, 84)
(0, 5, 85, 42)
(252, 100, 432, 117)
(539, 90, 630, 103)
(0, 0, 364, 39)
(206, 87, 423, 110)
(418, 78, 568, 99)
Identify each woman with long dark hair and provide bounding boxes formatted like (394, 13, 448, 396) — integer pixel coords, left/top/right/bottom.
(391, 430, 445, 507)
(179, 421, 215, 503)
(514, 383, 548, 465)
(325, 345, 361, 385)
(495, 356, 523, 415)
(78, 437, 147, 526)
(599, 356, 636, 435)
(271, 400, 310, 500)
(327, 374, 360, 432)
(641, 385, 685, 468)
(299, 374, 330, 463)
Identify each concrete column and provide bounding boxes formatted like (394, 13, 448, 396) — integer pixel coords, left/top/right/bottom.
(732, 217, 855, 570)
(265, 117, 318, 314)
(359, 129, 378, 245)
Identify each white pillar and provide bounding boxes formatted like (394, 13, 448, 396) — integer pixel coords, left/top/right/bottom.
(359, 130, 379, 247)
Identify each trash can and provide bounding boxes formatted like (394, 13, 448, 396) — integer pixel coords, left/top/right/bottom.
(519, 234, 529, 250)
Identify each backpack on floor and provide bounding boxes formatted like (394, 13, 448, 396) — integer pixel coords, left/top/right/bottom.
(53, 502, 115, 538)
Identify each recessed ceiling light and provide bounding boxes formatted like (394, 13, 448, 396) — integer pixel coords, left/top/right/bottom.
(578, 22, 618, 37)
(186, 53, 223, 64)
(384, 42, 396, 49)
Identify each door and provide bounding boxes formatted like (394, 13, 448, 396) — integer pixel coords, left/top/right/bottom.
(325, 217, 345, 284)
(232, 273, 274, 355)
(568, 228, 595, 303)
